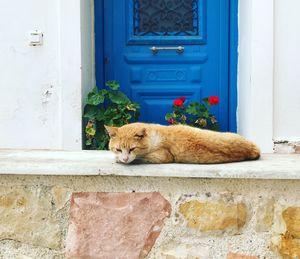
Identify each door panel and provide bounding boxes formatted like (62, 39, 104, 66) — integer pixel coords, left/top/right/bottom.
(104, 0, 229, 130)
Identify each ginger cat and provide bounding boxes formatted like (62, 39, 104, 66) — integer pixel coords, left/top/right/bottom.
(105, 123, 260, 164)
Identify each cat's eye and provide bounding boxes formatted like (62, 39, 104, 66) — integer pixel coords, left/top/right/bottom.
(129, 147, 136, 153)
(116, 148, 122, 152)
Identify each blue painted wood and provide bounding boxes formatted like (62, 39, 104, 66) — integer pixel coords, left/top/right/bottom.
(101, 0, 233, 131)
(229, 0, 238, 132)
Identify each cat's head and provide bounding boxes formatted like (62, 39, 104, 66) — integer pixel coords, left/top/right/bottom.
(105, 124, 149, 164)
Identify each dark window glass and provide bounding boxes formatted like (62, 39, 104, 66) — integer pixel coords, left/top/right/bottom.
(134, 0, 199, 36)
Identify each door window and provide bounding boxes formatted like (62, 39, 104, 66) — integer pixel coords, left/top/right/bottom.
(133, 0, 199, 36)
(128, 0, 205, 44)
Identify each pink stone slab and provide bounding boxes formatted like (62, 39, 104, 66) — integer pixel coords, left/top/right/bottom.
(66, 192, 171, 259)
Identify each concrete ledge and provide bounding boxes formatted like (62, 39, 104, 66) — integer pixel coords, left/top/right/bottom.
(0, 149, 300, 179)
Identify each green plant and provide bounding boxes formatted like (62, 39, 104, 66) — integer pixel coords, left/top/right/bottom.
(165, 96, 220, 131)
(83, 81, 140, 150)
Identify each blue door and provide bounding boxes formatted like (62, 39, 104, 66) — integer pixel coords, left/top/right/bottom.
(103, 0, 230, 130)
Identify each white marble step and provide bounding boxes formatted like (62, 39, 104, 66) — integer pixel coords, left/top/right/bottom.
(0, 149, 299, 179)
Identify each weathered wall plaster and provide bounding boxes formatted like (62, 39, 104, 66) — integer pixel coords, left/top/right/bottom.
(0, 0, 94, 150)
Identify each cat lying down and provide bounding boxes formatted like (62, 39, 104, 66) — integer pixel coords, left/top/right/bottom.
(105, 123, 260, 164)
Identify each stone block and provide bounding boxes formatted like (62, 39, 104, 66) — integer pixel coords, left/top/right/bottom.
(277, 232, 300, 258)
(51, 186, 71, 210)
(272, 206, 300, 258)
(0, 186, 65, 249)
(178, 199, 247, 234)
(66, 192, 171, 259)
(283, 207, 300, 238)
(160, 241, 210, 259)
(255, 198, 275, 232)
(0, 239, 63, 259)
(227, 252, 258, 259)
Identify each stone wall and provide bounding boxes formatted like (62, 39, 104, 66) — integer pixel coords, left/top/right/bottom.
(0, 175, 300, 258)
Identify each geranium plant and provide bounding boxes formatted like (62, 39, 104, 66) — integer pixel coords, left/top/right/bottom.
(83, 81, 140, 150)
(165, 96, 220, 131)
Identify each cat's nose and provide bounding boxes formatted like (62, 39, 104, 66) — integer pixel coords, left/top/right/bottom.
(123, 157, 129, 162)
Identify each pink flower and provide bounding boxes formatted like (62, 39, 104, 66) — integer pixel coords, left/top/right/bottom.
(168, 118, 176, 124)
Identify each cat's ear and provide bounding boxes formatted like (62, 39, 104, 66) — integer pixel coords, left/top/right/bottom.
(104, 125, 118, 138)
(134, 128, 147, 139)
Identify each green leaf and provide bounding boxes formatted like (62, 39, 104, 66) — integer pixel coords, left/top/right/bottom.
(126, 102, 140, 112)
(95, 107, 106, 121)
(109, 91, 130, 104)
(87, 91, 105, 105)
(165, 113, 174, 120)
(91, 87, 98, 94)
(133, 102, 140, 109)
(86, 139, 92, 146)
(113, 119, 126, 127)
(210, 123, 220, 131)
(202, 97, 211, 107)
(112, 112, 123, 121)
(202, 111, 210, 118)
(85, 126, 96, 136)
(106, 80, 120, 90)
(83, 105, 98, 119)
(104, 107, 118, 117)
(94, 132, 109, 150)
(126, 104, 136, 112)
(125, 113, 132, 120)
(99, 89, 108, 97)
(186, 102, 199, 115)
(97, 141, 108, 150)
(103, 108, 118, 125)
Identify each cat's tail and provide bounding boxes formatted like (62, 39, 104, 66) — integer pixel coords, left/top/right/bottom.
(248, 143, 261, 160)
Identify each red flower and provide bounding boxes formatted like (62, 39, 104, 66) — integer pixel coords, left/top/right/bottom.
(208, 96, 219, 105)
(173, 98, 184, 107)
(179, 96, 186, 102)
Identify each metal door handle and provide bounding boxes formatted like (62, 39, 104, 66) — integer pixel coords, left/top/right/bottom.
(150, 46, 184, 54)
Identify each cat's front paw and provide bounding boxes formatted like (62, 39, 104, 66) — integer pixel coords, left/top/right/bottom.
(115, 157, 132, 164)
(115, 157, 122, 163)
(130, 158, 151, 164)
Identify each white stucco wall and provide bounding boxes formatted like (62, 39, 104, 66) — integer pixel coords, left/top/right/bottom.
(238, 0, 300, 152)
(273, 0, 300, 142)
(0, 0, 94, 150)
(237, 0, 274, 153)
(81, 0, 95, 107)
